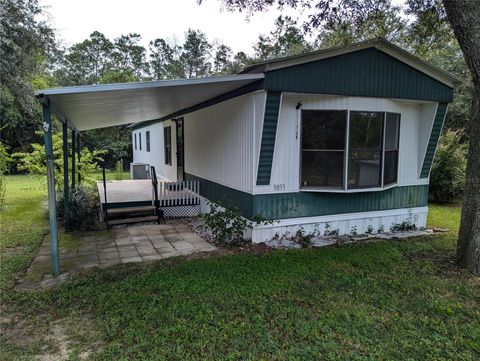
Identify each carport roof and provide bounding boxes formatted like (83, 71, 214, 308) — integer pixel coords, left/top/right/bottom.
(35, 74, 264, 131)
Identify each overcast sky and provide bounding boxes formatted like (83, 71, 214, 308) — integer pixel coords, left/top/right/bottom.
(40, 0, 305, 55)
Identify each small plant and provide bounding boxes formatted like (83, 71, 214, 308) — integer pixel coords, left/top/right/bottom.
(57, 186, 100, 231)
(365, 225, 374, 235)
(114, 160, 124, 180)
(350, 225, 358, 237)
(202, 201, 271, 245)
(378, 225, 385, 234)
(324, 223, 339, 236)
(390, 209, 418, 232)
(294, 227, 313, 248)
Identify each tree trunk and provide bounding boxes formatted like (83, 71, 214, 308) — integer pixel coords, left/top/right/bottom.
(443, 0, 480, 275)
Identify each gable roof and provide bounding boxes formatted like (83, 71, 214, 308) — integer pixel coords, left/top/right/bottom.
(241, 38, 461, 89)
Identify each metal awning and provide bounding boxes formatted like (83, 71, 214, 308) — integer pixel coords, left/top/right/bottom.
(35, 74, 264, 131)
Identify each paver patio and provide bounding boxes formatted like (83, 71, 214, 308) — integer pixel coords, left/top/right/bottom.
(25, 223, 216, 283)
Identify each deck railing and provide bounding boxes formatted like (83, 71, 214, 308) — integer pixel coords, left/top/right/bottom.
(158, 180, 200, 207)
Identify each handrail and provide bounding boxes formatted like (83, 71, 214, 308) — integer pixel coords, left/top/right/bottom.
(150, 166, 162, 223)
(102, 168, 109, 226)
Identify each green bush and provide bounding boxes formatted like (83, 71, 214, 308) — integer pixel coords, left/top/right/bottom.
(0, 143, 10, 210)
(13, 130, 105, 191)
(429, 129, 467, 202)
(202, 201, 271, 245)
(56, 186, 99, 231)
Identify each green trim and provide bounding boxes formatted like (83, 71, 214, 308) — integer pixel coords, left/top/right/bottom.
(420, 103, 448, 178)
(185, 172, 253, 217)
(264, 48, 453, 103)
(256, 92, 281, 185)
(185, 172, 428, 220)
(132, 80, 264, 130)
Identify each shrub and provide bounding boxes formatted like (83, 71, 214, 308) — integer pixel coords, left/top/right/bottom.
(0, 143, 10, 211)
(202, 201, 271, 245)
(13, 131, 105, 191)
(56, 186, 100, 231)
(114, 160, 124, 180)
(429, 129, 467, 202)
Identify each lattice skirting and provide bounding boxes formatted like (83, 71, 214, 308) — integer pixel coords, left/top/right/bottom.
(161, 205, 201, 218)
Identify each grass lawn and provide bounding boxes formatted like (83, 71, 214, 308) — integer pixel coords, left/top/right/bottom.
(1, 175, 479, 360)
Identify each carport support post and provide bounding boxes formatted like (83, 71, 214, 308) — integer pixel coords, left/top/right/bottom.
(41, 98, 60, 276)
(76, 132, 81, 184)
(71, 129, 76, 189)
(62, 120, 69, 218)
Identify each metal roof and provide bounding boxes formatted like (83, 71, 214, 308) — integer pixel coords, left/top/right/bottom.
(35, 74, 264, 131)
(241, 38, 461, 88)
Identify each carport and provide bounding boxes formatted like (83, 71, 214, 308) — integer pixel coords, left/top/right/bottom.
(35, 73, 264, 275)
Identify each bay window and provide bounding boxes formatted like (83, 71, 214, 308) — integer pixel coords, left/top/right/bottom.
(301, 109, 400, 191)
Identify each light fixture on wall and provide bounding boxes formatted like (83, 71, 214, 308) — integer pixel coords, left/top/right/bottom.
(296, 102, 303, 110)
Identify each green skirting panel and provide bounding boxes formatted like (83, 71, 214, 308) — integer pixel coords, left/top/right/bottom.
(185, 171, 428, 221)
(420, 103, 448, 178)
(256, 92, 281, 186)
(253, 185, 429, 220)
(185, 173, 253, 217)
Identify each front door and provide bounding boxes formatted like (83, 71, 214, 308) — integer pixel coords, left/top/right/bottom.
(175, 118, 185, 181)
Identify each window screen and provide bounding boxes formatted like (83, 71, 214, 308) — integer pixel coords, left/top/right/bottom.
(146, 131, 150, 152)
(134, 133, 137, 150)
(348, 112, 383, 189)
(384, 113, 400, 185)
(139, 132, 142, 151)
(301, 110, 347, 188)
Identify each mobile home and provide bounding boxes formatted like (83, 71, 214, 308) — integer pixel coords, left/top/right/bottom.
(130, 39, 459, 242)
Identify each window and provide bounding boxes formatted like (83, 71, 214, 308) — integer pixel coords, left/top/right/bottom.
(146, 131, 150, 152)
(301, 110, 400, 191)
(301, 110, 347, 188)
(164, 126, 172, 165)
(134, 133, 137, 150)
(139, 132, 142, 151)
(348, 111, 383, 189)
(384, 113, 400, 186)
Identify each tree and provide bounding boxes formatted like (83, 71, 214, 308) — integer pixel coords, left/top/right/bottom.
(0, 0, 56, 153)
(254, 16, 310, 60)
(213, 44, 233, 75)
(149, 38, 185, 79)
(214, 0, 480, 274)
(314, 2, 407, 49)
(180, 29, 212, 78)
(442, 0, 480, 274)
(112, 33, 148, 80)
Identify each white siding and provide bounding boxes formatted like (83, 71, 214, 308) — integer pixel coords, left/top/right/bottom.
(254, 94, 437, 194)
(417, 102, 438, 177)
(184, 91, 266, 193)
(132, 120, 177, 181)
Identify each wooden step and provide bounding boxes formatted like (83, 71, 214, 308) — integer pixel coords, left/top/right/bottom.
(107, 215, 159, 226)
(107, 205, 156, 215)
